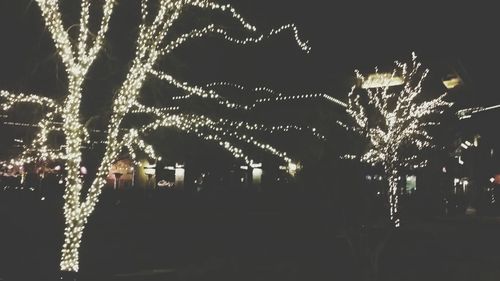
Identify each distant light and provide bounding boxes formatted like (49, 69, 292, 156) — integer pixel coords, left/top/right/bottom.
(157, 180, 174, 188)
(250, 162, 262, 168)
(442, 166, 447, 173)
(80, 166, 87, 175)
(144, 168, 156, 175)
(490, 177, 495, 183)
(252, 168, 263, 184)
(465, 141, 472, 147)
(361, 73, 404, 89)
(41, 197, 45, 201)
(175, 164, 185, 188)
(144, 163, 156, 175)
(460, 143, 468, 149)
(442, 76, 462, 90)
(54, 165, 61, 171)
(458, 156, 464, 165)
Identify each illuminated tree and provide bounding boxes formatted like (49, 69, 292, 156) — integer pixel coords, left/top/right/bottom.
(0, 0, 318, 273)
(346, 53, 452, 227)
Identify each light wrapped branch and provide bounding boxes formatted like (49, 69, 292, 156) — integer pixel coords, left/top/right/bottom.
(206, 82, 282, 96)
(163, 22, 310, 55)
(18, 113, 65, 163)
(0, 90, 65, 164)
(137, 112, 295, 165)
(80, 0, 116, 67)
(217, 118, 325, 140)
(150, 69, 220, 99)
(131, 102, 179, 114)
(0, 90, 58, 111)
(189, 1, 256, 31)
(35, 0, 75, 71)
(150, 70, 261, 110)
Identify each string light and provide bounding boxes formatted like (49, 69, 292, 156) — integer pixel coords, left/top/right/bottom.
(169, 89, 346, 110)
(346, 53, 452, 227)
(0, 90, 57, 111)
(254, 93, 346, 108)
(1, 0, 312, 273)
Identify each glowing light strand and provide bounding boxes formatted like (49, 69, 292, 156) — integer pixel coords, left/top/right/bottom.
(136, 112, 299, 165)
(0, 90, 58, 111)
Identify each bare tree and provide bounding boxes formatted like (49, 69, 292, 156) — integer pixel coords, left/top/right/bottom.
(346, 53, 452, 227)
(0, 0, 318, 273)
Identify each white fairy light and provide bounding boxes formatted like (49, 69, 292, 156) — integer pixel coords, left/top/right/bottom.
(346, 53, 452, 227)
(1, 0, 313, 273)
(168, 88, 346, 110)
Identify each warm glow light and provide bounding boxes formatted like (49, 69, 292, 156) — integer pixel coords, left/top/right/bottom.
(442, 76, 462, 90)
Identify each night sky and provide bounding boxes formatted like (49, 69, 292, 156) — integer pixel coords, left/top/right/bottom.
(0, 1, 499, 106)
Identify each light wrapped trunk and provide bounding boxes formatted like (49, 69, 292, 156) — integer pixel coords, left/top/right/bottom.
(60, 220, 84, 272)
(387, 170, 400, 227)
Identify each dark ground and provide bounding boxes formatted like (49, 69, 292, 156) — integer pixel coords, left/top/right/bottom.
(2, 189, 500, 281)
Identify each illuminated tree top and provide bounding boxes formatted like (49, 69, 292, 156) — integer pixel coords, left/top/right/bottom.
(347, 53, 452, 170)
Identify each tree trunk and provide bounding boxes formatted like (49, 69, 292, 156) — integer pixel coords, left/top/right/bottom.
(60, 219, 85, 272)
(59, 75, 86, 273)
(387, 171, 400, 227)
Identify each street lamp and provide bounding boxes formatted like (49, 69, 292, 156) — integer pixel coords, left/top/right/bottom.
(250, 162, 263, 187)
